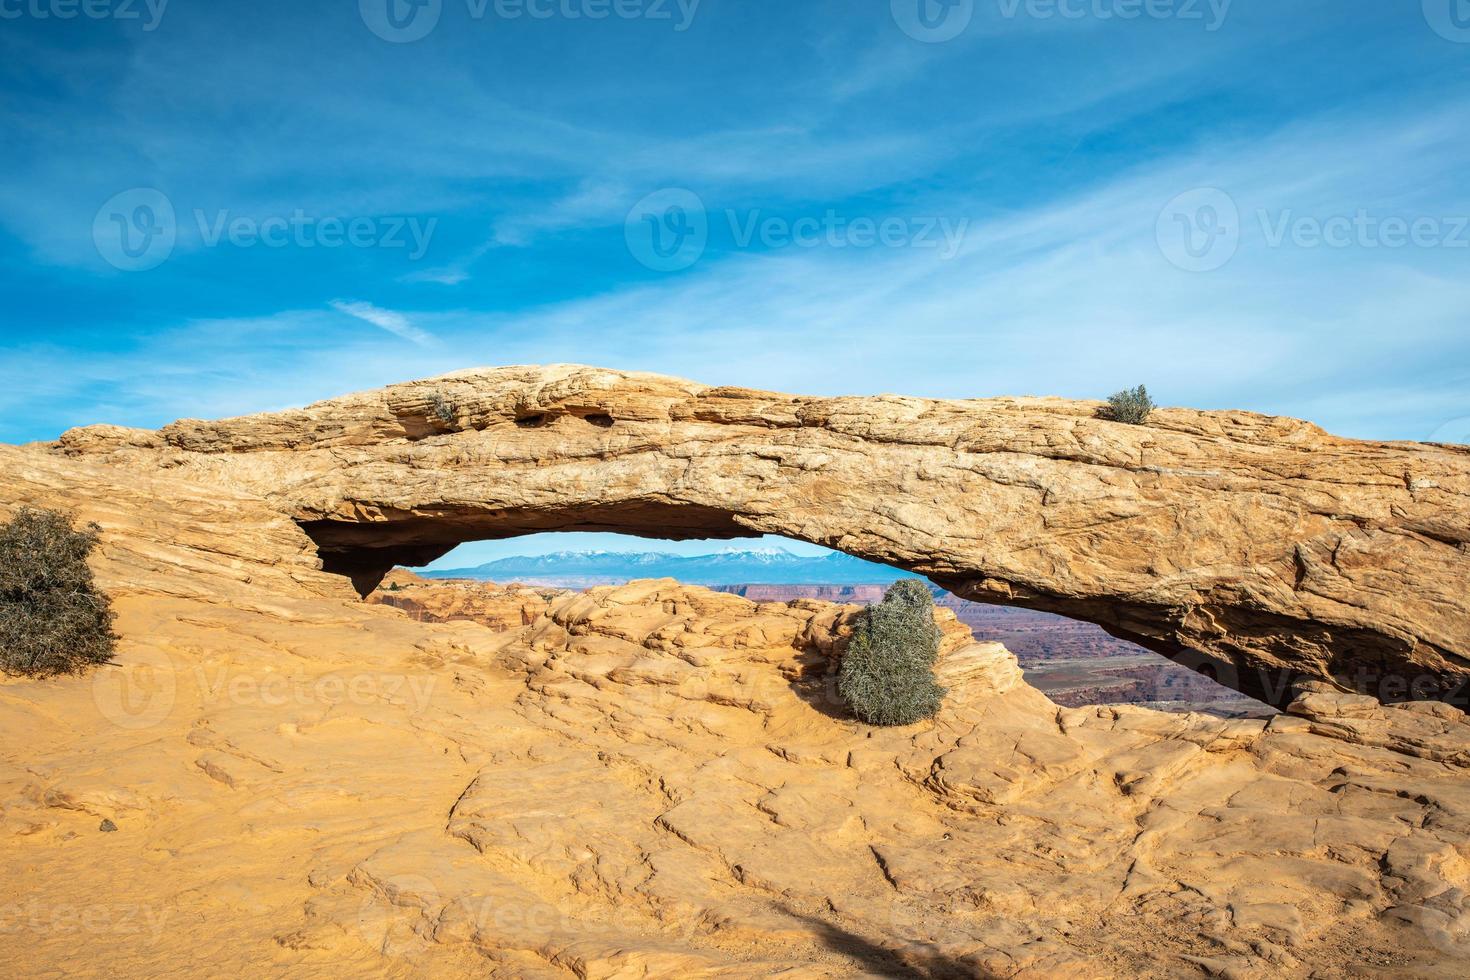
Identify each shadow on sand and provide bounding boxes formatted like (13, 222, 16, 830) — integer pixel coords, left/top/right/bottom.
(782, 909, 1000, 979)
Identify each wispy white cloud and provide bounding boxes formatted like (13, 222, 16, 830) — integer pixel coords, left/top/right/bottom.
(0, 1, 1305, 271)
(3, 3, 1466, 451)
(8, 99, 1465, 447)
(328, 300, 435, 347)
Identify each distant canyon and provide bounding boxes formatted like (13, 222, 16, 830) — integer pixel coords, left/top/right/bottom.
(412, 549, 1263, 715)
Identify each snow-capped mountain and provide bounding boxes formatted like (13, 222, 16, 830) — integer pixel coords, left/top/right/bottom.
(420, 548, 902, 587)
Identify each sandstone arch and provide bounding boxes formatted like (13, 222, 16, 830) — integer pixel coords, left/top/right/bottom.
(56, 365, 1470, 708)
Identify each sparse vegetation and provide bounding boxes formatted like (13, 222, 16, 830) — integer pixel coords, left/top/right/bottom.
(837, 579, 947, 726)
(0, 507, 118, 678)
(429, 391, 457, 426)
(1104, 385, 1155, 425)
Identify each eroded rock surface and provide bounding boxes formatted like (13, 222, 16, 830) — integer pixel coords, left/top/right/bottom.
(369, 569, 570, 630)
(3, 442, 1470, 978)
(53, 365, 1470, 706)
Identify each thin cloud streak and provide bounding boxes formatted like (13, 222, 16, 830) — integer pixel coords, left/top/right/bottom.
(329, 300, 436, 347)
(4, 100, 1466, 446)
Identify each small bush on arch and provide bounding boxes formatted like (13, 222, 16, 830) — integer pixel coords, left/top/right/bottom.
(1103, 385, 1155, 425)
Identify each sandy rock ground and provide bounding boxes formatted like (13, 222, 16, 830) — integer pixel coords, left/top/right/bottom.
(3, 442, 1470, 978)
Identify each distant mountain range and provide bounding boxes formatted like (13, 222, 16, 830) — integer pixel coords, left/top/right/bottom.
(420, 547, 905, 587)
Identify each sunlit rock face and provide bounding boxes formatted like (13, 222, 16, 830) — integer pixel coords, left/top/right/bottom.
(55, 364, 1470, 708)
(5, 434, 1470, 977)
(4, 450, 1470, 976)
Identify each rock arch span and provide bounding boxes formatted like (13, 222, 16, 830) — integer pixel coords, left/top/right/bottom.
(57, 365, 1470, 708)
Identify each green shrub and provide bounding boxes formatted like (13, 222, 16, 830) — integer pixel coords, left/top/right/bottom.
(1104, 384, 1155, 425)
(837, 579, 947, 726)
(0, 508, 117, 678)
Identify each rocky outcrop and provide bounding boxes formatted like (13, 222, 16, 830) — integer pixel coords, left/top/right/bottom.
(368, 569, 570, 630)
(54, 365, 1470, 707)
(5, 446, 1470, 977)
(5, 432, 1470, 978)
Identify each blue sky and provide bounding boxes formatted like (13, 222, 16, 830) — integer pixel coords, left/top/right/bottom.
(3, 1, 1468, 565)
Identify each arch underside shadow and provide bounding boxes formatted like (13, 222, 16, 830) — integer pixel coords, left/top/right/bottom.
(299, 501, 1365, 711)
(301, 502, 753, 595)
